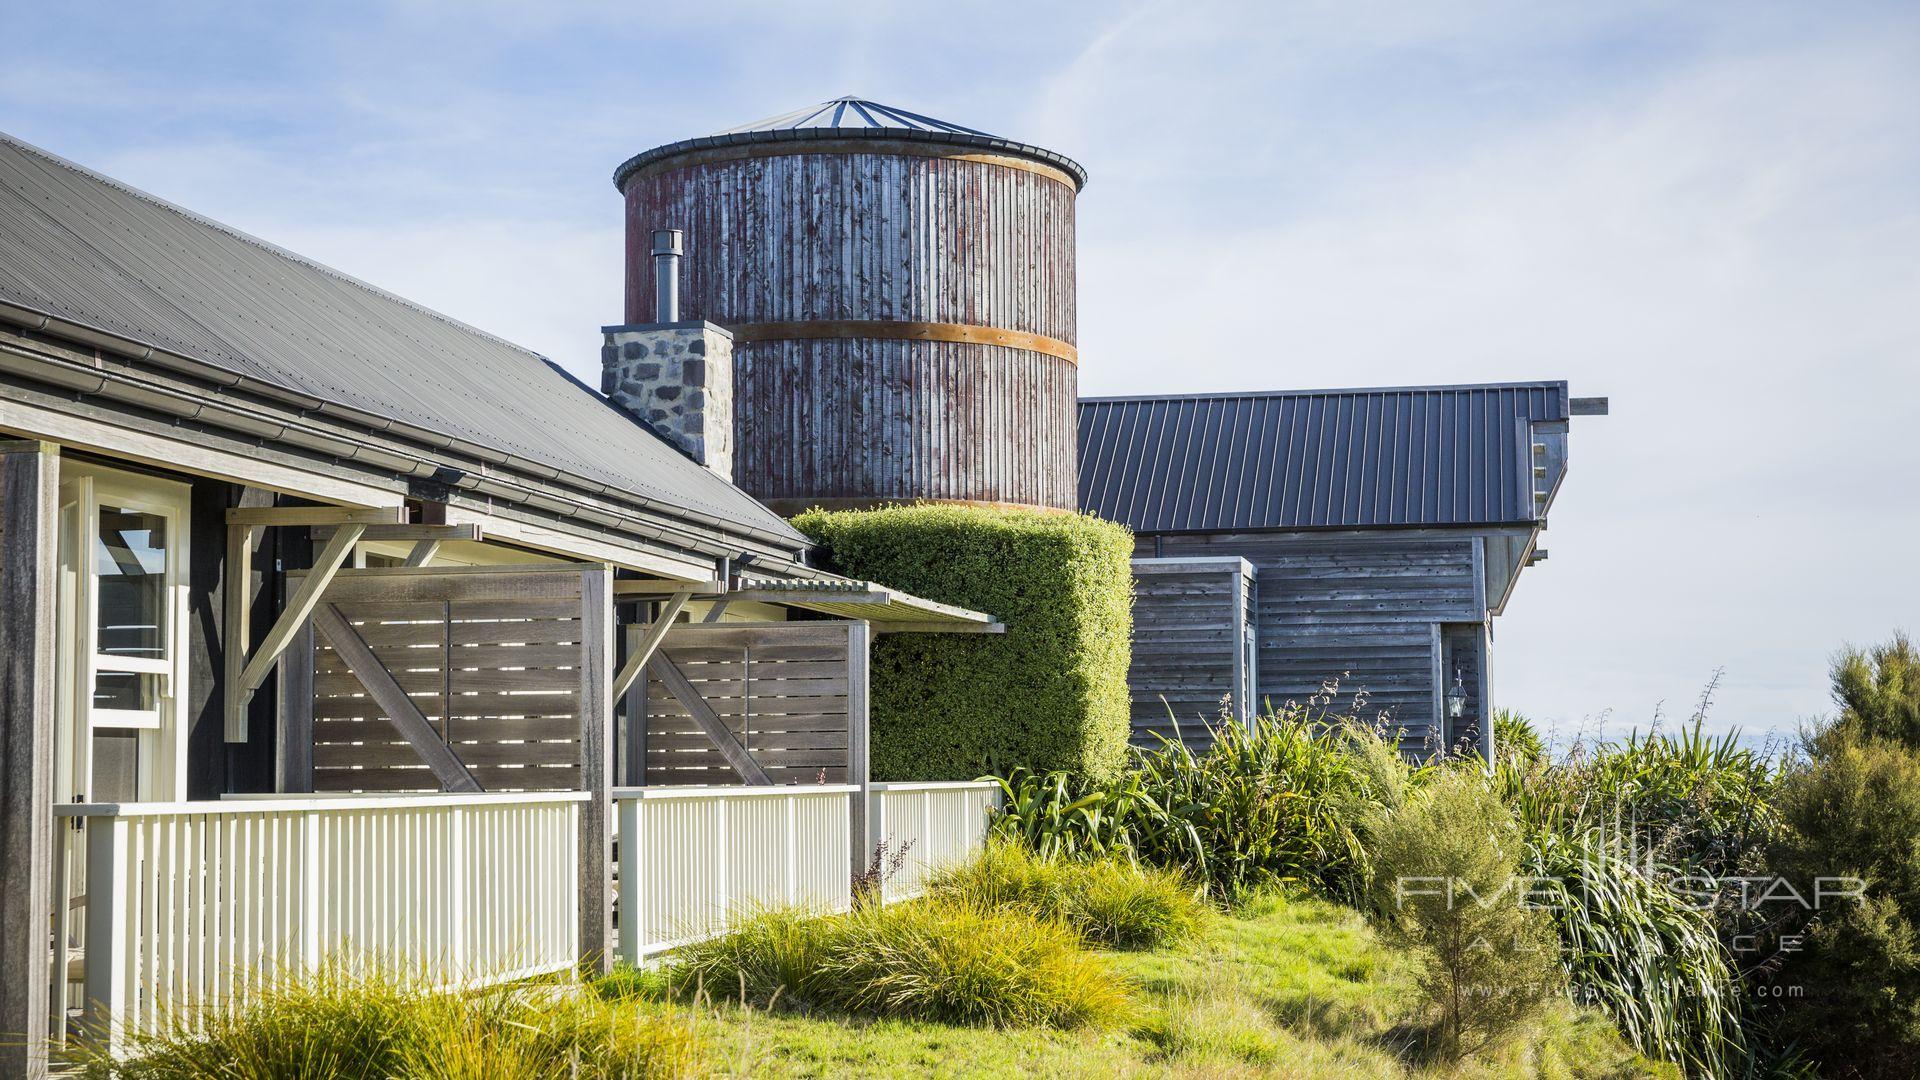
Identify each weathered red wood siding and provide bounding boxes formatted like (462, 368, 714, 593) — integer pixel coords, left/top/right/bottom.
(622, 149, 1079, 511)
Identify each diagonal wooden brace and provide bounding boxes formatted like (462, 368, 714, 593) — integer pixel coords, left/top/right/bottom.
(311, 604, 481, 793)
(611, 590, 691, 700)
(649, 652, 771, 785)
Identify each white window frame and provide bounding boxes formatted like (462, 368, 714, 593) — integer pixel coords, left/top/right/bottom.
(55, 462, 192, 802)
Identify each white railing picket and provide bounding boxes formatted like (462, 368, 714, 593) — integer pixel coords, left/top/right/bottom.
(55, 792, 584, 1055)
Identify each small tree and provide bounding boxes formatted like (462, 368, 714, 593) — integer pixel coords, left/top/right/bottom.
(1370, 770, 1562, 1061)
(1824, 633, 1920, 752)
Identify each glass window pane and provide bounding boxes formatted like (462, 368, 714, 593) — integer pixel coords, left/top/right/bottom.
(93, 671, 158, 712)
(95, 505, 167, 661)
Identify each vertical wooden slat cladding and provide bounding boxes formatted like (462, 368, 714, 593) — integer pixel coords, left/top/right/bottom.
(623, 147, 1078, 510)
(734, 339, 1077, 511)
(627, 154, 1075, 340)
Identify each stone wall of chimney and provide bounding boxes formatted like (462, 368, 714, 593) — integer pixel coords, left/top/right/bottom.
(600, 320, 734, 482)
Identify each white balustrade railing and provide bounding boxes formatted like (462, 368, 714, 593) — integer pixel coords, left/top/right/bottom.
(867, 781, 1001, 902)
(53, 792, 584, 1053)
(49, 781, 1002, 1052)
(614, 785, 856, 962)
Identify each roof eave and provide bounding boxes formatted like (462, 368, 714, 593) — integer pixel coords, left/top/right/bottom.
(0, 300, 810, 559)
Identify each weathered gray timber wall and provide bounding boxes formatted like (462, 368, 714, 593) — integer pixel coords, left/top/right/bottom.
(621, 148, 1079, 512)
(624, 153, 1076, 339)
(637, 622, 858, 786)
(1148, 531, 1484, 752)
(1127, 558, 1253, 753)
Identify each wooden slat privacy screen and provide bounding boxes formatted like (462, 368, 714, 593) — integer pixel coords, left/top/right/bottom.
(637, 623, 857, 786)
(295, 566, 602, 793)
(1127, 559, 1255, 753)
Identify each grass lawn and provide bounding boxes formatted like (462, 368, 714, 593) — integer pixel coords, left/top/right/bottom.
(642, 893, 1677, 1079)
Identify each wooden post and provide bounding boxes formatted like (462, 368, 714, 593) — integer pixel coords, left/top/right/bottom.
(0, 440, 58, 1080)
(846, 620, 872, 882)
(577, 567, 614, 975)
(1229, 562, 1250, 731)
(622, 624, 649, 788)
(276, 621, 315, 792)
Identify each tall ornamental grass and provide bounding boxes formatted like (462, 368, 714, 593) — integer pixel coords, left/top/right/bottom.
(75, 964, 709, 1080)
(664, 898, 1132, 1029)
(990, 704, 1414, 903)
(927, 841, 1206, 949)
(1522, 824, 1744, 1080)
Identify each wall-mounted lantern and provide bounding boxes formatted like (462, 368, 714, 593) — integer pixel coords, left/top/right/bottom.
(1446, 667, 1468, 721)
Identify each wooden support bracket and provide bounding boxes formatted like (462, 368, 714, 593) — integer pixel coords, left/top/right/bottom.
(235, 524, 364, 698)
(648, 652, 772, 785)
(401, 539, 441, 566)
(611, 591, 691, 700)
(311, 604, 481, 793)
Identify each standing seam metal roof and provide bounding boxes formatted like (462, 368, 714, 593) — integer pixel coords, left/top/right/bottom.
(612, 96, 1089, 191)
(1077, 383, 1570, 532)
(0, 131, 804, 546)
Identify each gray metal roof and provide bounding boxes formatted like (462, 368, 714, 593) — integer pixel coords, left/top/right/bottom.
(613, 96, 1089, 191)
(1078, 382, 1570, 532)
(0, 131, 805, 547)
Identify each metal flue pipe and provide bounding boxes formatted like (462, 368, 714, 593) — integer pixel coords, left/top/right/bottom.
(651, 228, 682, 322)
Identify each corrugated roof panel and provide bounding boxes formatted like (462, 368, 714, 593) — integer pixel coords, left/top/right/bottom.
(1077, 382, 1570, 532)
(0, 132, 804, 546)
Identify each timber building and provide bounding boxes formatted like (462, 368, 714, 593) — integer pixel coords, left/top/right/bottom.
(1080, 383, 1606, 756)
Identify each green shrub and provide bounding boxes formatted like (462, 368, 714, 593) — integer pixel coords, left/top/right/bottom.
(991, 706, 1415, 903)
(666, 899, 1132, 1029)
(1369, 770, 1563, 1061)
(80, 964, 709, 1079)
(1766, 730, 1920, 1078)
(928, 841, 1206, 949)
(1494, 709, 1547, 770)
(793, 504, 1134, 781)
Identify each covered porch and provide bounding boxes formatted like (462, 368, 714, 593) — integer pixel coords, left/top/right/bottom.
(1, 441, 1001, 1063)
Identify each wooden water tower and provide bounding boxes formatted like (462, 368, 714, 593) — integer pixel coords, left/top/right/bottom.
(612, 97, 1087, 514)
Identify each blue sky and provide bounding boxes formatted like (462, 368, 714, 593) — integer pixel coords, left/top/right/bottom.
(7, 2, 1917, 743)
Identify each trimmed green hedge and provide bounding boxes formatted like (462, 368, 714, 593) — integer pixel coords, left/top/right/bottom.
(793, 504, 1134, 783)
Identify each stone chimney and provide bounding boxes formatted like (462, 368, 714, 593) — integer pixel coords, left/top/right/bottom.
(601, 321, 734, 483)
(600, 229, 733, 481)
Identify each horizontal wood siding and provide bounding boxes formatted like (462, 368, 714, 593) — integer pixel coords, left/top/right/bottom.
(627, 149, 1078, 511)
(643, 623, 855, 786)
(1151, 532, 1482, 752)
(311, 597, 589, 792)
(1127, 560, 1249, 752)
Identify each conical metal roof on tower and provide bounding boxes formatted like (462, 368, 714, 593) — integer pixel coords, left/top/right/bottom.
(612, 96, 1088, 191)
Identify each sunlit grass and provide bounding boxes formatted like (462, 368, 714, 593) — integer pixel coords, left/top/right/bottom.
(606, 891, 1673, 1079)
